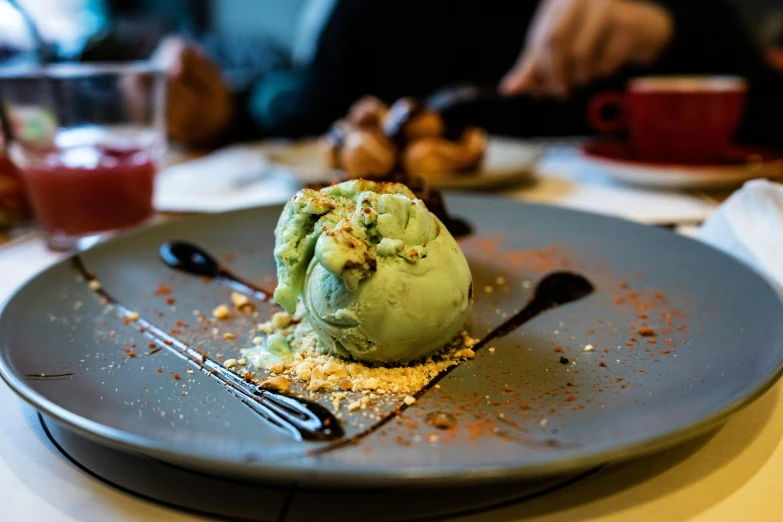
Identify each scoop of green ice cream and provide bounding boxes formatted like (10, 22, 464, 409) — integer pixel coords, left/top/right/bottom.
(273, 179, 472, 364)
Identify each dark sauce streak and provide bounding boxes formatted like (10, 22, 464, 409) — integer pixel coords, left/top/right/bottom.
(313, 271, 594, 455)
(24, 372, 75, 380)
(71, 256, 342, 442)
(475, 272, 594, 350)
(159, 241, 274, 301)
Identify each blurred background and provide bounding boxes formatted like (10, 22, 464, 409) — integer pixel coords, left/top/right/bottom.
(0, 0, 782, 246)
(1, 0, 781, 70)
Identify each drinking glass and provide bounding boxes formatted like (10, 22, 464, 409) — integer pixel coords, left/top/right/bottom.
(0, 62, 166, 250)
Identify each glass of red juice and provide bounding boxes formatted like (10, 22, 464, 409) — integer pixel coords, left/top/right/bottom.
(0, 63, 166, 250)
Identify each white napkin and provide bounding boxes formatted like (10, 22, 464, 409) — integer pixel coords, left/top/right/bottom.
(154, 145, 300, 212)
(698, 179, 783, 286)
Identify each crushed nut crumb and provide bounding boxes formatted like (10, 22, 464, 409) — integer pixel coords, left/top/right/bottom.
(260, 376, 291, 393)
(213, 304, 230, 320)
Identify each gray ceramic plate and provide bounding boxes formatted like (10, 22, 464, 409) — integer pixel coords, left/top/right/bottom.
(2, 196, 783, 486)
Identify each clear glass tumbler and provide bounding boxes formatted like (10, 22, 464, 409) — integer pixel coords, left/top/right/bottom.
(0, 62, 166, 250)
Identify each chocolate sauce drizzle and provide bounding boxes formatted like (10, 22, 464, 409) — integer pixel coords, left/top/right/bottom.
(313, 271, 594, 454)
(71, 256, 342, 442)
(24, 372, 75, 380)
(159, 241, 274, 301)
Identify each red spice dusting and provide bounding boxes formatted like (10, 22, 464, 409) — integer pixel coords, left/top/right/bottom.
(466, 422, 483, 440)
(148, 342, 156, 348)
(661, 350, 670, 354)
(166, 296, 176, 305)
(647, 338, 657, 344)
(625, 342, 634, 346)
(554, 346, 564, 353)
(619, 282, 628, 289)
(599, 361, 607, 367)
(566, 395, 576, 402)
(155, 285, 172, 295)
(638, 313, 647, 319)
(520, 403, 530, 410)
(616, 377, 623, 382)
(638, 369, 645, 373)
(163, 340, 173, 346)
(395, 437, 411, 447)
(639, 327, 656, 337)
(173, 373, 180, 380)
(157, 368, 162, 372)
(504, 386, 514, 392)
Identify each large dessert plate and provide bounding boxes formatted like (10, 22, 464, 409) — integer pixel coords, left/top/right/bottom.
(1, 196, 783, 486)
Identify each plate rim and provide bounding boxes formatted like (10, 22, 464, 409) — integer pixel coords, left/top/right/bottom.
(2, 198, 783, 485)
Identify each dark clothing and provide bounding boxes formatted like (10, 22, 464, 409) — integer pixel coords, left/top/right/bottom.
(255, 0, 783, 149)
(82, 0, 783, 147)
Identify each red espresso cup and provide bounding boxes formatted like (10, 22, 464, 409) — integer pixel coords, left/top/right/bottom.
(588, 76, 747, 162)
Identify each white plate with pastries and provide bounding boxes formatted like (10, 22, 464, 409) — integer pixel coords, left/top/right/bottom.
(265, 136, 541, 190)
(264, 96, 543, 191)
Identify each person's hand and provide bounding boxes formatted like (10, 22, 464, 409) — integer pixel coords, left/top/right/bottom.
(152, 37, 232, 145)
(501, 0, 674, 97)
